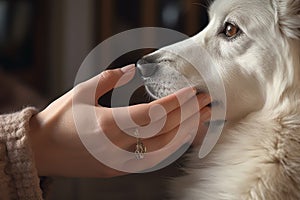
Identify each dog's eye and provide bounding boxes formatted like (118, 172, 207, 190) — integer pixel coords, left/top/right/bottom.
(223, 22, 240, 38)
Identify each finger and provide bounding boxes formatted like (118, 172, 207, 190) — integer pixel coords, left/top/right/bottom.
(97, 94, 211, 149)
(122, 124, 194, 172)
(152, 94, 211, 135)
(109, 92, 210, 140)
(130, 110, 212, 171)
(192, 123, 209, 147)
(191, 106, 211, 146)
(124, 100, 211, 140)
(102, 106, 211, 152)
(121, 87, 199, 127)
(141, 127, 188, 152)
(142, 107, 211, 150)
(97, 102, 210, 151)
(83, 64, 136, 101)
(149, 87, 198, 116)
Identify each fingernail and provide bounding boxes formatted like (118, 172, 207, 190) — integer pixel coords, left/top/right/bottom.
(121, 64, 135, 73)
(175, 87, 197, 101)
(115, 66, 136, 87)
(183, 134, 192, 145)
(200, 95, 212, 107)
(177, 87, 196, 94)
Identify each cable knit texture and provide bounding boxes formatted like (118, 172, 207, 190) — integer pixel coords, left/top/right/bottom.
(0, 107, 43, 200)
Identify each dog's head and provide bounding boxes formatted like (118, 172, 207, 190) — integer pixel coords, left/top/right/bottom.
(137, 0, 300, 122)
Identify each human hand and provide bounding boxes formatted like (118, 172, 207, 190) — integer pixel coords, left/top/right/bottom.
(29, 64, 211, 177)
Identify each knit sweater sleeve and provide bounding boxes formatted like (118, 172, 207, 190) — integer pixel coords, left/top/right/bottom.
(0, 107, 44, 200)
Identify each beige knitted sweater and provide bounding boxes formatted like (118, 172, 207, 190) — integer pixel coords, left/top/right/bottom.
(0, 108, 44, 199)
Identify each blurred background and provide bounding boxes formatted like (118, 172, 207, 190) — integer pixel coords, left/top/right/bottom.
(0, 0, 208, 199)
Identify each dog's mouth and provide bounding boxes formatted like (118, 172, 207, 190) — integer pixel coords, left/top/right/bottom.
(140, 69, 193, 99)
(143, 82, 173, 100)
(136, 56, 198, 99)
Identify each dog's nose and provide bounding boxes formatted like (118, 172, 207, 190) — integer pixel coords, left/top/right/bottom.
(136, 57, 158, 78)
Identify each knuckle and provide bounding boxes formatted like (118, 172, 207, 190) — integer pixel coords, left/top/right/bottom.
(75, 82, 85, 90)
(99, 69, 117, 80)
(160, 123, 170, 134)
(162, 135, 172, 146)
(98, 121, 111, 134)
(73, 83, 86, 96)
(97, 117, 112, 134)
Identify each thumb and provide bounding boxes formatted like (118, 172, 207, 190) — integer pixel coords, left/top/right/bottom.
(85, 64, 136, 100)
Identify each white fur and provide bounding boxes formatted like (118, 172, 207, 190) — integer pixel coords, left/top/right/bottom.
(140, 0, 300, 199)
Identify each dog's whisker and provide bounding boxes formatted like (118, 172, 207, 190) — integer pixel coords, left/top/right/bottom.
(192, 2, 209, 9)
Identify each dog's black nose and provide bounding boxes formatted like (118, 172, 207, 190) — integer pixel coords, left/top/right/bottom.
(136, 57, 158, 78)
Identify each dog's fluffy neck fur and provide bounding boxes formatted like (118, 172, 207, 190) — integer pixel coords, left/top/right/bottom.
(173, 85, 300, 199)
(172, 36, 300, 200)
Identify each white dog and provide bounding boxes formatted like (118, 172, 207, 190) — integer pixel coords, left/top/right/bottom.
(137, 0, 300, 199)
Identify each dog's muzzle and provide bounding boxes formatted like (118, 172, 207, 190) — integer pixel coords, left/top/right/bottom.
(136, 52, 194, 99)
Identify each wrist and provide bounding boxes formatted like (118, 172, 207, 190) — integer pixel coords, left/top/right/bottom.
(28, 112, 51, 176)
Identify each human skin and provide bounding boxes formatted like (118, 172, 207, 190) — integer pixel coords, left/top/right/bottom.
(28, 64, 211, 177)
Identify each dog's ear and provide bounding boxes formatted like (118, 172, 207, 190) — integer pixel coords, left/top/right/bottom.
(273, 0, 300, 39)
